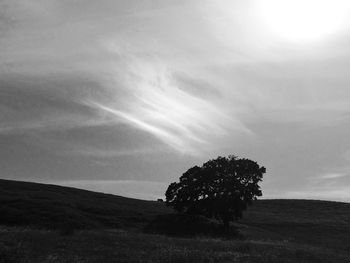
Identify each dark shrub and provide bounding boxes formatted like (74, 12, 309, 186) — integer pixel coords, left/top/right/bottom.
(144, 213, 239, 237)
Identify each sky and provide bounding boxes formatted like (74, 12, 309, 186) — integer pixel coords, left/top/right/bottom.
(1, 0, 350, 201)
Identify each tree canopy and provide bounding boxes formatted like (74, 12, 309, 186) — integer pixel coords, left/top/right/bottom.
(165, 155, 266, 228)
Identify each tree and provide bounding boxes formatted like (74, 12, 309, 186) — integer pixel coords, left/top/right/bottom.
(165, 155, 266, 229)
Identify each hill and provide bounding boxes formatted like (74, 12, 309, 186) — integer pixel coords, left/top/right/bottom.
(0, 179, 170, 230)
(1, 179, 350, 263)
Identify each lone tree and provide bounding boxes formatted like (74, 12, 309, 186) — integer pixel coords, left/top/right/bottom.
(165, 155, 266, 229)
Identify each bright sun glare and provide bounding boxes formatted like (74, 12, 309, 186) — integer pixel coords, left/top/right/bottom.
(258, 0, 350, 42)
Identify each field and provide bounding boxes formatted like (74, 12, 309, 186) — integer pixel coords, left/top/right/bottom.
(1, 179, 350, 263)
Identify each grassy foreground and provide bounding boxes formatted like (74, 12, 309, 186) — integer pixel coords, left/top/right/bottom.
(1, 228, 349, 263)
(1, 179, 350, 262)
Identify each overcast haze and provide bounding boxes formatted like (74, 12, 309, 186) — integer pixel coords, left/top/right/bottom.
(1, 0, 350, 201)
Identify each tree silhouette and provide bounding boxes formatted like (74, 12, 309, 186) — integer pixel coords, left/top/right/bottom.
(165, 155, 266, 229)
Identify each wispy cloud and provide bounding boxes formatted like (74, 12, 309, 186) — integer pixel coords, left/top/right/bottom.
(70, 146, 163, 158)
(319, 173, 348, 180)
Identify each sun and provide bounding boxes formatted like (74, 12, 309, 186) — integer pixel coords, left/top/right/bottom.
(257, 0, 350, 42)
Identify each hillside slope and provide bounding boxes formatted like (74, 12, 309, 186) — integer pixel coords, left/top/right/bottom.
(0, 179, 171, 229)
(1, 179, 350, 251)
(241, 199, 350, 251)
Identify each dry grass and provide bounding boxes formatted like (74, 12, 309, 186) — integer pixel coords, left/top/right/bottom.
(0, 228, 349, 263)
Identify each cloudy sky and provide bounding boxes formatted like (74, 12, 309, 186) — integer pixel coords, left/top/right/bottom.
(1, 0, 350, 201)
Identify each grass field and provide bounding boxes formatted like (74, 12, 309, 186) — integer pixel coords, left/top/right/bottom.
(1, 179, 350, 263)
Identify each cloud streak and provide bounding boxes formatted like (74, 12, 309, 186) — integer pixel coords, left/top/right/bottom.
(83, 53, 252, 155)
